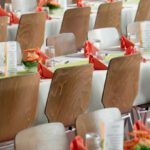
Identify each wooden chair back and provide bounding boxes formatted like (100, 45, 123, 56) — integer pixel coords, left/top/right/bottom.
(60, 7, 91, 50)
(47, 33, 77, 56)
(135, 0, 150, 21)
(0, 73, 40, 142)
(16, 12, 46, 53)
(45, 64, 93, 127)
(15, 123, 69, 150)
(76, 108, 121, 138)
(94, 1, 122, 32)
(0, 16, 9, 42)
(102, 53, 141, 114)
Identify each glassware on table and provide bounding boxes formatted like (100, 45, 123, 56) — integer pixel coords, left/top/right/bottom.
(85, 133, 101, 150)
(127, 33, 138, 43)
(96, 51, 107, 61)
(45, 46, 55, 67)
(42, 7, 49, 16)
(146, 117, 150, 129)
(92, 39, 101, 51)
(4, 3, 13, 12)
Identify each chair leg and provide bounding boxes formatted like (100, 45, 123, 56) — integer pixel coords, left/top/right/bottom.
(122, 113, 133, 132)
(0, 140, 14, 150)
(135, 106, 149, 124)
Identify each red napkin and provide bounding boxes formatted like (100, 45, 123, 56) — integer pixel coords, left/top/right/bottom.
(124, 46, 137, 55)
(77, 0, 85, 7)
(9, 12, 19, 24)
(36, 50, 49, 64)
(38, 63, 53, 79)
(89, 55, 107, 70)
(0, 7, 9, 16)
(107, 0, 114, 2)
(133, 120, 150, 134)
(120, 35, 134, 50)
(70, 136, 87, 150)
(36, 6, 43, 12)
(84, 41, 98, 57)
(0, 7, 19, 24)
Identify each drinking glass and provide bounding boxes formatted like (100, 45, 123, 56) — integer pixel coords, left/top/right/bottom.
(146, 117, 150, 129)
(93, 39, 101, 51)
(45, 46, 55, 67)
(128, 33, 138, 43)
(4, 3, 13, 12)
(85, 133, 101, 150)
(42, 7, 49, 16)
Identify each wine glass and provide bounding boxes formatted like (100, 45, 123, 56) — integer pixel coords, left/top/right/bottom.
(85, 133, 101, 150)
(45, 46, 55, 68)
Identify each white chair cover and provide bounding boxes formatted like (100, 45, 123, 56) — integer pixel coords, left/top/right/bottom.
(88, 27, 120, 50)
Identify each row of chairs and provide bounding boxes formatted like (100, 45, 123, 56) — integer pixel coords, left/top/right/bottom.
(1, 0, 150, 51)
(15, 108, 121, 150)
(0, 53, 141, 149)
(2, 108, 121, 150)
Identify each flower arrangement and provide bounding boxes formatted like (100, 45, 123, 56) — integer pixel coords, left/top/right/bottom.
(124, 121, 150, 150)
(23, 48, 48, 69)
(38, 0, 60, 10)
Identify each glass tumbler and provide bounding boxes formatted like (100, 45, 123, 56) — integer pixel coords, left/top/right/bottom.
(45, 46, 55, 67)
(85, 133, 101, 150)
(4, 3, 13, 12)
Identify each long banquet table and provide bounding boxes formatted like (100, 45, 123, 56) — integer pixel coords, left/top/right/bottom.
(34, 53, 150, 125)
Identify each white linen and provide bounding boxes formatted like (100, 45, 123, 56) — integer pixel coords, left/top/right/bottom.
(12, 0, 37, 12)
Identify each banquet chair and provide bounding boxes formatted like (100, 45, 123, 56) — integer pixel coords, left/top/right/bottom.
(135, 0, 150, 21)
(94, 1, 122, 32)
(45, 64, 93, 127)
(0, 16, 9, 42)
(127, 21, 141, 44)
(5, 0, 12, 3)
(101, 53, 141, 127)
(16, 12, 46, 57)
(76, 108, 121, 139)
(0, 73, 40, 149)
(15, 123, 69, 150)
(88, 27, 120, 49)
(60, 7, 91, 50)
(47, 33, 77, 56)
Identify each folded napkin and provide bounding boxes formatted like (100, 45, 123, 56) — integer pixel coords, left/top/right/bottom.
(38, 63, 53, 79)
(77, 0, 86, 7)
(106, 0, 114, 2)
(89, 55, 107, 70)
(124, 46, 137, 55)
(70, 136, 87, 150)
(120, 35, 135, 50)
(0, 7, 9, 17)
(36, 49, 49, 64)
(84, 41, 98, 57)
(133, 120, 150, 133)
(0, 7, 19, 24)
(9, 12, 19, 24)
